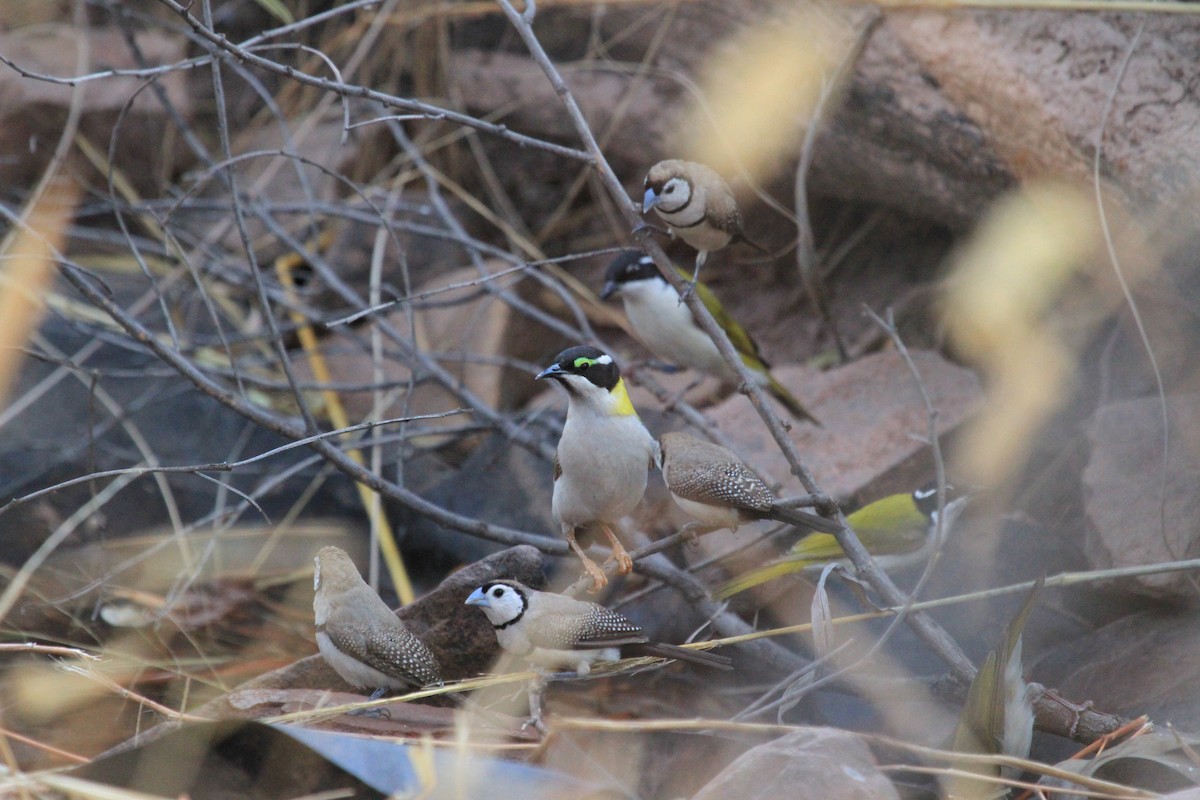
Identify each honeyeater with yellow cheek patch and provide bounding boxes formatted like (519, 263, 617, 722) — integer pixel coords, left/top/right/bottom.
(536, 346, 660, 592)
(601, 251, 819, 424)
(712, 480, 971, 599)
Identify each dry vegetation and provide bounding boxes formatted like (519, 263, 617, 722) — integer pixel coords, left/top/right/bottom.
(2, 0, 1200, 798)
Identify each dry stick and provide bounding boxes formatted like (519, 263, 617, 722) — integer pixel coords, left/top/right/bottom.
(151, 0, 591, 163)
(793, 15, 883, 363)
(57, 261, 556, 551)
(386, 122, 606, 353)
(493, 0, 976, 681)
(237, 177, 559, 463)
(732, 306, 958, 720)
(59, 254, 799, 671)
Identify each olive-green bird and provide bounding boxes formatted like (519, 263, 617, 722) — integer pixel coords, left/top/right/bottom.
(944, 575, 1043, 799)
(714, 481, 970, 600)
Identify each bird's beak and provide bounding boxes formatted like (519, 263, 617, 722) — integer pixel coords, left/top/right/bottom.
(535, 363, 562, 381)
(465, 587, 490, 608)
(599, 280, 619, 300)
(642, 187, 659, 214)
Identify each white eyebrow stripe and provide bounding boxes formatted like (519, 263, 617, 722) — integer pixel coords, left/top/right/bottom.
(596, 354, 613, 365)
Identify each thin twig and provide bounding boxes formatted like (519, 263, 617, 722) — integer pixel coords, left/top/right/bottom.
(145, 0, 593, 162)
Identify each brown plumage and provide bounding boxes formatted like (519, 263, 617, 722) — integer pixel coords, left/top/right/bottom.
(313, 546, 441, 691)
(642, 159, 767, 285)
(660, 432, 839, 534)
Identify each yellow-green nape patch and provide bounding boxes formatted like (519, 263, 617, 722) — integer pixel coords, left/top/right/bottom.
(573, 354, 613, 370)
(610, 378, 638, 417)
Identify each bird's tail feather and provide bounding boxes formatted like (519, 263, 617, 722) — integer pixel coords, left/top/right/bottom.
(635, 642, 733, 670)
(713, 559, 812, 600)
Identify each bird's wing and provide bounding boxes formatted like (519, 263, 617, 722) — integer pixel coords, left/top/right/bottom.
(364, 626, 440, 685)
(949, 575, 1043, 791)
(669, 460, 773, 511)
(526, 600, 647, 650)
(326, 607, 438, 685)
(704, 186, 745, 237)
(788, 521, 927, 560)
(846, 495, 933, 555)
(322, 610, 370, 662)
(713, 532, 851, 600)
(786, 532, 846, 560)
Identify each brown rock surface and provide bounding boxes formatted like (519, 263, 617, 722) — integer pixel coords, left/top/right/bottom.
(1038, 609, 1200, 731)
(454, 12, 1200, 226)
(1083, 394, 1200, 600)
(690, 727, 900, 800)
(692, 348, 982, 498)
(0, 25, 190, 192)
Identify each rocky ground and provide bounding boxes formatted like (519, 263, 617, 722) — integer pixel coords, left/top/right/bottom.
(2, 1, 1200, 798)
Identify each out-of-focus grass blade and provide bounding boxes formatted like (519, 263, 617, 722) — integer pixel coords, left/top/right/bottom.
(810, 563, 839, 659)
(252, 0, 294, 24)
(0, 175, 79, 407)
(679, 8, 853, 184)
(942, 183, 1098, 487)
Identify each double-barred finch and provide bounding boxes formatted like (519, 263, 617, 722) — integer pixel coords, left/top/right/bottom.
(714, 482, 972, 600)
(601, 251, 819, 424)
(642, 159, 767, 287)
(313, 546, 441, 693)
(945, 576, 1044, 798)
(536, 346, 660, 592)
(465, 580, 731, 673)
(660, 432, 841, 541)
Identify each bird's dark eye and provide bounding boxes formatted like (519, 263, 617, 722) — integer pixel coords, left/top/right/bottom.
(664, 185, 675, 194)
(491, 587, 504, 598)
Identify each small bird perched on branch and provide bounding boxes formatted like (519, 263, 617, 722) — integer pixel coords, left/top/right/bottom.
(642, 159, 767, 288)
(659, 432, 841, 541)
(713, 481, 971, 600)
(465, 580, 732, 673)
(601, 250, 819, 424)
(945, 575, 1044, 798)
(313, 546, 441, 695)
(535, 345, 660, 592)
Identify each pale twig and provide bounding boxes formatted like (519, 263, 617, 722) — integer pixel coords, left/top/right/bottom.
(61, 261, 566, 552)
(0, 409, 467, 518)
(146, 0, 592, 162)
(1090, 22, 1187, 591)
(0, 724, 89, 765)
(793, 15, 881, 362)
(735, 306, 956, 717)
